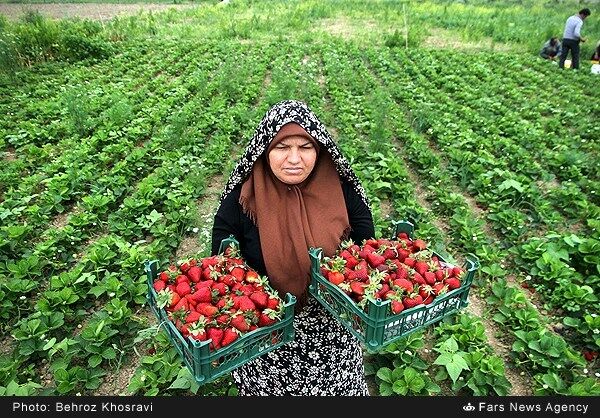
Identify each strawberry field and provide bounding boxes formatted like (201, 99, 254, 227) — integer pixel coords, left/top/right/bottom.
(1, 0, 599, 396)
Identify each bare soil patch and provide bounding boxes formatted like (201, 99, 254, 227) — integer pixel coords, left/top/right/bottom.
(424, 28, 512, 52)
(0, 3, 197, 22)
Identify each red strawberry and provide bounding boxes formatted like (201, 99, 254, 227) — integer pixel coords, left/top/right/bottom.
(212, 282, 228, 296)
(267, 296, 281, 310)
(207, 328, 224, 350)
(237, 296, 257, 312)
(221, 328, 239, 347)
(392, 278, 413, 293)
(179, 260, 190, 273)
(432, 282, 448, 296)
(423, 271, 436, 285)
(402, 294, 423, 309)
(258, 308, 279, 327)
(190, 286, 212, 304)
(187, 266, 202, 282)
(249, 291, 269, 309)
(185, 311, 202, 324)
(391, 299, 404, 314)
(350, 281, 365, 296)
(153, 280, 166, 292)
(444, 277, 461, 290)
(327, 271, 345, 286)
(230, 267, 246, 282)
(245, 270, 260, 283)
(175, 281, 191, 297)
(230, 313, 251, 332)
(196, 303, 219, 317)
(412, 239, 427, 252)
(414, 261, 429, 276)
(366, 252, 386, 268)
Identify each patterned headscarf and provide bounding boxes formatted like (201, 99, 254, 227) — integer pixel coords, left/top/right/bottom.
(220, 100, 369, 207)
(221, 100, 370, 305)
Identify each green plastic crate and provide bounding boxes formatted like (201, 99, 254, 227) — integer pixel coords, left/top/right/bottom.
(308, 220, 479, 351)
(144, 237, 296, 385)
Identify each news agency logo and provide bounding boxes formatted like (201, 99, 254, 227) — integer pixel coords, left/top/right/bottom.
(463, 402, 475, 412)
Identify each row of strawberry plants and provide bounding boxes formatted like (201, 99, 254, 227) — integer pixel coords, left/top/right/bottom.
(405, 51, 597, 232)
(0, 39, 192, 199)
(422, 52, 600, 207)
(0, 41, 208, 237)
(363, 45, 597, 394)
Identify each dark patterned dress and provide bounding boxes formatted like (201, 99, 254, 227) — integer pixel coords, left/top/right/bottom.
(231, 297, 370, 396)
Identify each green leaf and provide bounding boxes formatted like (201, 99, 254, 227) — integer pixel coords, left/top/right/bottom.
(88, 355, 102, 368)
(376, 367, 393, 383)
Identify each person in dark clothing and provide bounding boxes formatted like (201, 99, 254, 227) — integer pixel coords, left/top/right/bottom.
(591, 41, 600, 61)
(539, 37, 562, 60)
(211, 99, 375, 396)
(559, 8, 591, 69)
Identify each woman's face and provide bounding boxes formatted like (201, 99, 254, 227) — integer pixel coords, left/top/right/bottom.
(268, 135, 318, 185)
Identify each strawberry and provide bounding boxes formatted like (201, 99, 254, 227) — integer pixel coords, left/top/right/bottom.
(423, 271, 436, 285)
(221, 328, 239, 347)
(185, 311, 202, 324)
(230, 267, 246, 282)
(153, 280, 166, 293)
(245, 270, 260, 283)
(392, 278, 413, 293)
(175, 281, 191, 297)
(178, 260, 191, 273)
(350, 281, 366, 296)
(412, 239, 427, 252)
(207, 327, 224, 350)
(404, 257, 416, 268)
(237, 295, 257, 312)
(190, 286, 212, 304)
(230, 313, 251, 332)
(249, 291, 269, 309)
(444, 277, 461, 290)
(391, 299, 404, 314)
(196, 303, 219, 317)
(432, 282, 448, 296)
(366, 252, 386, 268)
(258, 308, 279, 327)
(452, 266, 464, 278)
(172, 298, 189, 312)
(327, 271, 345, 286)
(212, 282, 228, 296)
(187, 266, 202, 282)
(414, 260, 429, 276)
(402, 294, 423, 309)
(267, 296, 281, 310)
(412, 272, 426, 285)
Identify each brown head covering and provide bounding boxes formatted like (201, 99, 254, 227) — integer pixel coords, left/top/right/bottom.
(220, 100, 371, 308)
(239, 123, 349, 306)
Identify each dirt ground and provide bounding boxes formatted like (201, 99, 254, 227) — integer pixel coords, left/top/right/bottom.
(0, 3, 198, 22)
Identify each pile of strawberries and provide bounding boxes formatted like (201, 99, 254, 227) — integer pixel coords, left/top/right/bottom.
(319, 232, 465, 315)
(152, 244, 285, 351)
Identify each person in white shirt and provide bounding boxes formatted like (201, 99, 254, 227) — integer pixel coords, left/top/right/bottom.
(559, 8, 591, 69)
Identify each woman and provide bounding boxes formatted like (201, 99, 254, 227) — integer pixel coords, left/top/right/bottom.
(211, 100, 375, 395)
